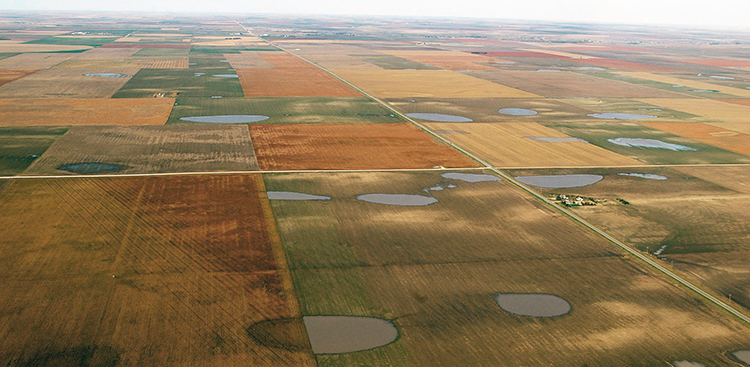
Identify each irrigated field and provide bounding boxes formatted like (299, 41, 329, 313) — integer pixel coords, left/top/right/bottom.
(0, 68, 138, 98)
(331, 69, 539, 98)
(237, 53, 362, 97)
(25, 125, 259, 175)
(638, 98, 750, 134)
(426, 122, 640, 167)
(0, 98, 174, 126)
(249, 123, 479, 170)
(0, 175, 316, 366)
(471, 70, 683, 98)
(265, 171, 750, 366)
(112, 68, 244, 98)
(0, 126, 67, 175)
(168, 97, 403, 124)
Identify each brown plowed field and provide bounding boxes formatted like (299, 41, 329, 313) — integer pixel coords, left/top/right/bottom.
(248, 123, 479, 170)
(0, 98, 174, 126)
(0, 53, 72, 69)
(640, 122, 750, 157)
(381, 50, 504, 70)
(0, 69, 38, 88)
(0, 175, 315, 366)
(237, 53, 361, 97)
(25, 125, 259, 174)
(471, 70, 682, 98)
(0, 68, 138, 98)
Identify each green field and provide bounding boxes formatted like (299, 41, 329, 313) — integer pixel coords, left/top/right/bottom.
(0, 127, 67, 176)
(24, 37, 117, 47)
(264, 171, 750, 366)
(111, 68, 244, 98)
(189, 47, 279, 54)
(584, 71, 743, 99)
(168, 97, 404, 124)
(544, 120, 750, 165)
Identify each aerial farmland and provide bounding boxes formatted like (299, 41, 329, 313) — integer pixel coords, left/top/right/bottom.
(0, 10, 749, 367)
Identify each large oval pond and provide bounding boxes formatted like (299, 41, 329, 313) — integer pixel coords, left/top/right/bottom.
(499, 108, 538, 116)
(494, 293, 571, 318)
(357, 194, 437, 206)
(608, 138, 696, 151)
(304, 316, 398, 354)
(406, 113, 473, 122)
(267, 191, 331, 201)
(179, 115, 270, 123)
(588, 113, 657, 120)
(515, 174, 603, 188)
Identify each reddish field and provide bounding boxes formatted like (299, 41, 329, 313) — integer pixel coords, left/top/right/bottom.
(100, 43, 191, 49)
(248, 123, 480, 170)
(718, 99, 750, 107)
(675, 59, 750, 67)
(640, 121, 750, 157)
(0, 69, 37, 87)
(576, 58, 688, 72)
(0, 175, 314, 366)
(237, 53, 361, 97)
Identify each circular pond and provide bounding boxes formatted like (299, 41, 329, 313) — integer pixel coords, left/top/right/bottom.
(515, 174, 603, 188)
(587, 113, 657, 120)
(499, 108, 538, 116)
(406, 113, 473, 122)
(303, 316, 398, 354)
(179, 115, 270, 123)
(494, 293, 571, 318)
(356, 194, 438, 206)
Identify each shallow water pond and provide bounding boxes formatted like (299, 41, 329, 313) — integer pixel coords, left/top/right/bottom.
(356, 193, 437, 206)
(267, 191, 331, 201)
(515, 174, 603, 188)
(303, 316, 398, 354)
(499, 108, 538, 116)
(494, 293, 571, 317)
(608, 138, 696, 151)
(179, 115, 270, 123)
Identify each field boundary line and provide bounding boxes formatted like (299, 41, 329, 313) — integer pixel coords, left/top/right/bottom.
(0, 167, 487, 180)
(275, 44, 750, 326)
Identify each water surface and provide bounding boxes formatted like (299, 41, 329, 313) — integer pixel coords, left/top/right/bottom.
(515, 174, 603, 188)
(608, 138, 696, 151)
(442, 172, 502, 183)
(267, 191, 331, 201)
(303, 316, 398, 354)
(494, 293, 571, 317)
(617, 173, 667, 180)
(525, 136, 587, 143)
(357, 194, 438, 206)
(499, 108, 538, 116)
(588, 113, 657, 120)
(179, 115, 270, 123)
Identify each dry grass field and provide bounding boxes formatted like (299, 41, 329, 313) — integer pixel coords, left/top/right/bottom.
(380, 50, 503, 70)
(471, 70, 683, 98)
(248, 123, 479, 170)
(0, 69, 38, 88)
(289, 44, 382, 69)
(0, 41, 92, 53)
(0, 53, 72, 69)
(0, 175, 315, 366)
(638, 98, 750, 134)
(426, 122, 640, 167)
(24, 125, 259, 175)
(626, 73, 750, 98)
(0, 68, 138, 98)
(265, 171, 750, 366)
(75, 47, 140, 59)
(237, 52, 362, 97)
(387, 97, 591, 122)
(224, 51, 274, 69)
(52, 59, 189, 69)
(508, 167, 750, 314)
(640, 122, 750, 157)
(0, 98, 174, 126)
(331, 69, 539, 98)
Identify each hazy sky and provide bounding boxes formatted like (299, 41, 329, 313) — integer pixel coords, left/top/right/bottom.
(3, 0, 750, 29)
